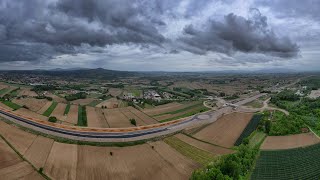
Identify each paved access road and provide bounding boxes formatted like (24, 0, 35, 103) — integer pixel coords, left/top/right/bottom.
(0, 93, 265, 142)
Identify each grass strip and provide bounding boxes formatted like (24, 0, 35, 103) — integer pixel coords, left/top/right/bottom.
(64, 103, 71, 115)
(42, 101, 58, 117)
(153, 102, 203, 117)
(1, 100, 21, 110)
(0, 88, 9, 95)
(159, 106, 210, 123)
(77, 105, 87, 126)
(164, 136, 214, 166)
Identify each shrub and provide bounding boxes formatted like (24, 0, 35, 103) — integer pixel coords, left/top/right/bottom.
(48, 116, 57, 123)
(130, 118, 137, 126)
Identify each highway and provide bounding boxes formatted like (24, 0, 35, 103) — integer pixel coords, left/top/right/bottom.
(0, 93, 265, 142)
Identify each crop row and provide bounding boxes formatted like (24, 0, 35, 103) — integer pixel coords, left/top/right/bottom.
(234, 114, 262, 146)
(251, 143, 320, 180)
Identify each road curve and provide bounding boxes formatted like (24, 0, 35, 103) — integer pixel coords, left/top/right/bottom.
(0, 93, 264, 142)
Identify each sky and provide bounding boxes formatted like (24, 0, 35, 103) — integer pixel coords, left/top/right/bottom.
(0, 0, 319, 72)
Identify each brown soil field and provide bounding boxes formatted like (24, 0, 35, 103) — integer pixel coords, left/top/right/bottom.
(175, 134, 234, 155)
(149, 141, 200, 179)
(0, 121, 37, 155)
(24, 136, 54, 170)
(194, 112, 253, 148)
(15, 108, 48, 121)
(103, 108, 133, 128)
(142, 102, 182, 116)
(71, 98, 96, 105)
(13, 97, 49, 112)
(51, 103, 67, 121)
(119, 107, 147, 126)
(128, 106, 158, 124)
(46, 93, 67, 103)
(108, 88, 123, 97)
(86, 106, 109, 128)
(261, 132, 320, 150)
(0, 102, 13, 110)
(37, 101, 53, 114)
(154, 105, 205, 121)
(0, 161, 40, 179)
(0, 137, 22, 169)
(44, 142, 78, 180)
(65, 105, 78, 125)
(96, 98, 120, 108)
(18, 88, 38, 97)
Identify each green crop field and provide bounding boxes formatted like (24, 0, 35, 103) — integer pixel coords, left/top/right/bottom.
(0, 88, 9, 95)
(43, 101, 58, 117)
(164, 136, 214, 166)
(77, 105, 87, 126)
(64, 103, 71, 115)
(251, 143, 320, 179)
(1, 101, 21, 110)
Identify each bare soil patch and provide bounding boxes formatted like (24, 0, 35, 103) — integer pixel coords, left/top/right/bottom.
(71, 98, 96, 106)
(18, 88, 38, 97)
(13, 98, 49, 112)
(65, 105, 78, 125)
(96, 98, 121, 108)
(142, 102, 182, 116)
(24, 136, 54, 170)
(261, 132, 320, 150)
(51, 103, 67, 121)
(0, 102, 13, 110)
(0, 138, 22, 169)
(86, 106, 109, 128)
(194, 112, 253, 148)
(128, 107, 158, 124)
(15, 108, 48, 121)
(309, 89, 320, 99)
(46, 93, 67, 103)
(175, 134, 233, 155)
(37, 101, 53, 115)
(103, 108, 133, 128)
(120, 107, 147, 126)
(0, 121, 37, 155)
(108, 88, 122, 97)
(44, 142, 78, 180)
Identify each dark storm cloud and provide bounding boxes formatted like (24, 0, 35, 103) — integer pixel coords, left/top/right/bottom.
(179, 9, 299, 58)
(0, 0, 300, 64)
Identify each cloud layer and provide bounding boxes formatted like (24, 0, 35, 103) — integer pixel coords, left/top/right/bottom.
(0, 0, 317, 71)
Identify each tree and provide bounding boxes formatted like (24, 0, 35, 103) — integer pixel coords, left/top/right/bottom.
(265, 120, 271, 134)
(49, 116, 57, 123)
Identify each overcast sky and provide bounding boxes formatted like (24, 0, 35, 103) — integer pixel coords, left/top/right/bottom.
(0, 0, 319, 71)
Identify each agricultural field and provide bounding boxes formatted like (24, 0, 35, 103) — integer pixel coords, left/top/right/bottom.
(126, 106, 158, 124)
(249, 131, 266, 148)
(86, 106, 109, 128)
(194, 112, 253, 148)
(143, 101, 209, 122)
(96, 97, 124, 108)
(37, 101, 54, 115)
(18, 88, 38, 97)
(51, 103, 67, 121)
(71, 98, 97, 106)
(15, 108, 48, 121)
(0, 102, 13, 110)
(0, 101, 21, 110)
(108, 88, 123, 97)
(77, 106, 87, 126)
(42, 101, 58, 117)
(0, 138, 43, 179)
(46, 92, 67, 103)
(243, 99, 263, 108)
(234, 114, 262, 146)
(261, 132, 320, 150)
(174, 134, 233, 155)
(0, 120, 200, 180)
(65, 105, 79, 125)
(252, 143, 320, 180)
(13, 97, 49, 112)
(102, 108, 133, 128)
(164, 136, 215, 166)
